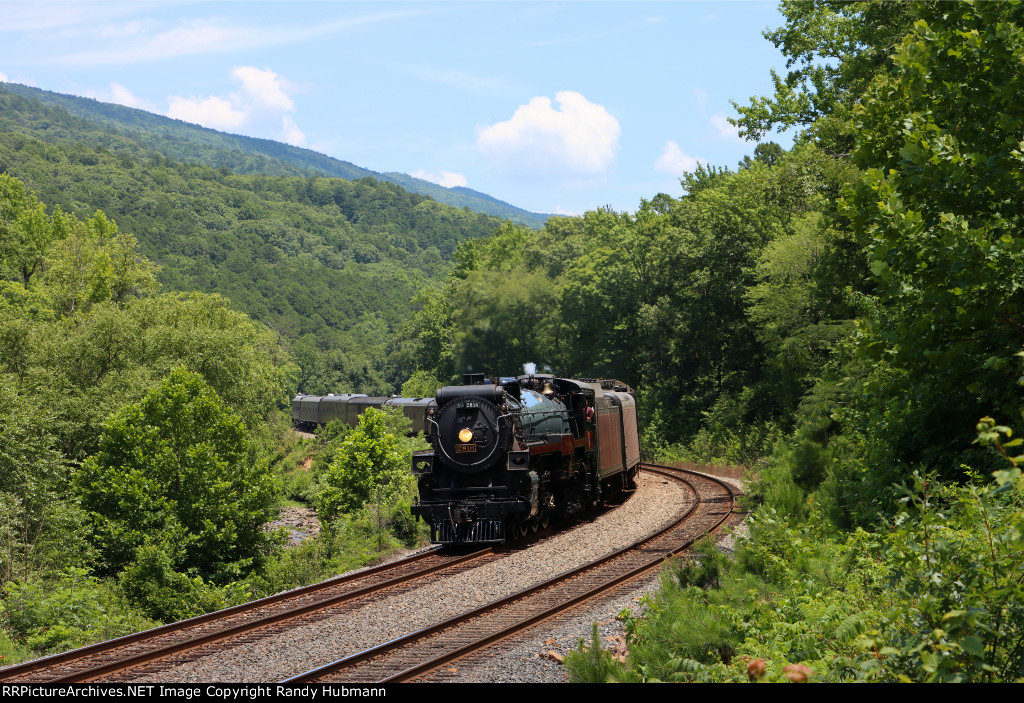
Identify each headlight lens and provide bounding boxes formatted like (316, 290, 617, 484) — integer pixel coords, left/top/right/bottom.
(458, 428, 474, 443)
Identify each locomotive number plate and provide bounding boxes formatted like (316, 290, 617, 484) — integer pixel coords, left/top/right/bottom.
(455, 443, 477, 453)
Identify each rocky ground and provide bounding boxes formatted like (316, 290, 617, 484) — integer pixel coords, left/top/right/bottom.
(265, 506, 321, 546)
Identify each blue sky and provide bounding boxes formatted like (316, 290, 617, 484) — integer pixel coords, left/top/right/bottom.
(0, 1, 794, 216)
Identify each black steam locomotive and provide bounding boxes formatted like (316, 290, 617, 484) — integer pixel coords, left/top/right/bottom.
(291, 372, 640, 544)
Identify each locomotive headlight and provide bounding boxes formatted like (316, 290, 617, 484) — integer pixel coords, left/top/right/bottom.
(458, 428, 474, 443)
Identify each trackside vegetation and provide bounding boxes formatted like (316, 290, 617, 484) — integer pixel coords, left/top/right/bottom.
(560, 2, 1024, 682)
(0, 175, 433, 662)
(1, 1, 1022, 682)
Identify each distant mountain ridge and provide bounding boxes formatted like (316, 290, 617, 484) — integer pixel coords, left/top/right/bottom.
(0, 81, 514, 395)
(0, 82, 550, 228)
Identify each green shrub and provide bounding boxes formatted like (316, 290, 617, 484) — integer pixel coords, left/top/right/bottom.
(78, 368, 278, 584)
(565, 622, 626, 683)
(668, 538, 728, 590)
(2, 567, 155, 657)
(316, 408, 411, 520)
(246, 509, 426, 600)
(614, 456, 1024, 682)
(117, 544, 247, 623)
(280, 464, 319, 505)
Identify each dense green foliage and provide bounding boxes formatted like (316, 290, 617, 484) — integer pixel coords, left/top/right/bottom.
(846, 3, 1024, 489)
(1, 568, 156, 656)
(78, 368, 277, 583)
(315, 409, 418, 518)
(731, 0, 915, 156)
(400, 144, 859, 456)
(0, 171, 435, 656)
(0, 87, 511, 394)
(569, 462, 1024, 682)
(0, 176, 295, 634)
(0, 82, 549, 227)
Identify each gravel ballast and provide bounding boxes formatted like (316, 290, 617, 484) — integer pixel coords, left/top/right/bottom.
(132, 471, 695, 683)
(427, 474, 747, 683)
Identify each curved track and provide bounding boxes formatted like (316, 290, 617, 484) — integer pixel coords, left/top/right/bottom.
(0, 463, 739, 684)
(0, 547, 497, 683)
(285, 463, 738, 683)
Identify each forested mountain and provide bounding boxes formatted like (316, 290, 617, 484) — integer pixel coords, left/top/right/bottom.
(0, 85, 512, 394)
(0, 83, 549, 228)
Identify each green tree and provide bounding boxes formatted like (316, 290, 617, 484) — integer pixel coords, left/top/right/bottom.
(77, 368, 277, 583)
(731, 0, 915, 151)
(43, 210, 158, 316)
(316, 407, 414, 521)
(399, 369, 447, 398)
(453, 267, 561, 376)
(846, 2, 1024, 480)
(0, 174, 58, 288)
(0, 376, 88, 583)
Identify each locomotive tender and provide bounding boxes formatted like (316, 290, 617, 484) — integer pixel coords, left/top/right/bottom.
(291, 372, 640, 544)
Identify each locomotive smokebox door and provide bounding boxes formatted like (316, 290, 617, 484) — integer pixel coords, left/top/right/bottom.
(434, 396, 510, 472)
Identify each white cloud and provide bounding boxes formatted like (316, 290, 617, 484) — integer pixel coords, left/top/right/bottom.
(551, 205, 582, 217)
(50, 20, 261, 66)
(97, 19, 156, 39)
(282, 117, 306, 147)
(164, 66, 305, 144)
(411, 170, 468, 188)
(0, 70, 8, 83)
(109, 82, 154, 111)
(0, 3, 136, 33)
(43, 10, 440, 66)
(232, 66, 294, 112)
(167, 94, 247, 130)
(655, 141, 705, 175)
(403, 65, 514, 100)
(710, 112, 744, 143)
(477, 91, 620, 178)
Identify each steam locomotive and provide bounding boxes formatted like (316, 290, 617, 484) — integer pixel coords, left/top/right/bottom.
(292, 372, 640, 544)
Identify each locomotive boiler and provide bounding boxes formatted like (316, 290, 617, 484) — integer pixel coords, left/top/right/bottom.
(291, 372, 641, 544)
(411, 373, 640, 543)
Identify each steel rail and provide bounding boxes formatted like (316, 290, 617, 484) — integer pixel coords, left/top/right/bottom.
(0, 546, 493, 683)
(284, 464, 734, 683)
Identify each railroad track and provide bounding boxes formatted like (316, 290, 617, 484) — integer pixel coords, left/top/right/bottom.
(0, 464, 738, 684)
(0, 546, 500, 683)
(285, 464, 738, 683)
